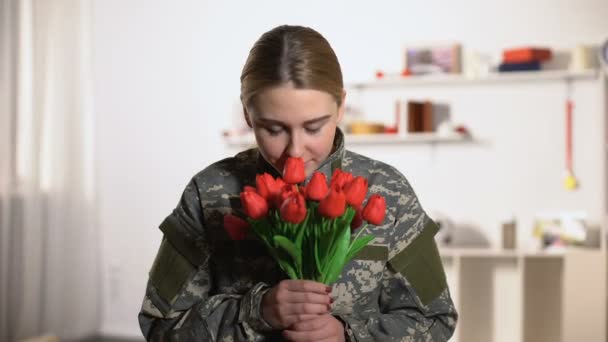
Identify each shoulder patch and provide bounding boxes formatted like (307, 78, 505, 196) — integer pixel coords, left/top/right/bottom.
(388, 220, 447, 305)
(149, 238, 196, 305)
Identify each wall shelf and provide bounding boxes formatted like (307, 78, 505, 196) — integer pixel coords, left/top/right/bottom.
(224, 132, 469, 148)
(348, 69, 599, 89)
(439, 247, 569, 259)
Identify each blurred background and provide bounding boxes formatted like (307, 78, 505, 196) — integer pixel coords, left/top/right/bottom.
(1, 0, 608, 341)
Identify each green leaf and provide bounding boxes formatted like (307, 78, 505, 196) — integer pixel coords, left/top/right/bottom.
(345, 235, 375, 263)
(322, 221, 351, 284)
(276, 258, 298, 279)
(314, 237, 324, 281)
(318, 219, 333, 278)
(273, 235, 302, 273)
(294, 213, 308, 248)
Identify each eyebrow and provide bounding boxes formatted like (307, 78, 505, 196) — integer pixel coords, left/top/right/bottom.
(255, 115, 332, 126)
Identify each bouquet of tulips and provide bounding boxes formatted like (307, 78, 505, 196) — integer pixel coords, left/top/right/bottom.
(223, 157, 386, 285)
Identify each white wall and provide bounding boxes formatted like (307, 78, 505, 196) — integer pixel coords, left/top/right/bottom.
(91, 0, 608, 337)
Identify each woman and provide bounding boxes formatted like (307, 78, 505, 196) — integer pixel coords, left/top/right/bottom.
(139, 25, 458, 342)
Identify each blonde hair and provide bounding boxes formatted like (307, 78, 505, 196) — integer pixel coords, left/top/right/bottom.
(240, 25, 344, 111)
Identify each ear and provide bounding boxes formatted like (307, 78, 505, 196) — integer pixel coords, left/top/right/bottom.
(242, 104, 253, 128)
(336, 90, 346, 124)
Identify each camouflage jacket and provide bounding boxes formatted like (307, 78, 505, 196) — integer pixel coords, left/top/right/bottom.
(139, 129, 458, 341)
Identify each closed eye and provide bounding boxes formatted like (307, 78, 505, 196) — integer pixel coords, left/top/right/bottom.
(265, 126, 284, 136)
(305, 126, 322, 134)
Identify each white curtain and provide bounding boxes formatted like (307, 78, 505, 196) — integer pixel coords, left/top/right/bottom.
(0, 0, 100, 340)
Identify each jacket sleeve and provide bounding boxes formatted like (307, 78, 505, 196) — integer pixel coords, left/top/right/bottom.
(336, 180, 458, 341)
(138, 178, 275, 341)
(337, 226, 458, 341)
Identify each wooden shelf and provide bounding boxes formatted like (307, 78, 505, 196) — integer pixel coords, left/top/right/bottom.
(224, 132, 469, 148)
(348, 69, 599, 89)
(439, 247, 568, 259)
(345, 132, 468, 144)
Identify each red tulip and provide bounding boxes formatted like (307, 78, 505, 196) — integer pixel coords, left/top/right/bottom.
(362, 194, 386, 225)
(318, 185, 346, 218)
(283, 157, 306, 184)
(351, 205, 363, 230)
(240, 191, 268, 219)
(275, 177, 286, 189)
(280, 193, 307, 224)
(276, 184, 298, 208)
(223, 214, 250, 240)
(256, 173, 281, 200)
(343, 176, 368, 207)
(306, 172, 328, 201)
(243, 185, 257, 193)
(329, 168, 354, 190)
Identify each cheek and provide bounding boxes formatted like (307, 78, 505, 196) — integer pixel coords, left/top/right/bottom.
(256, 137, 284, 161)
(310, 133, 335, 158)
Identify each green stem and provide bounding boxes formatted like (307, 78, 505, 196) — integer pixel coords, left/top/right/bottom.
(351, 223, 369, 246)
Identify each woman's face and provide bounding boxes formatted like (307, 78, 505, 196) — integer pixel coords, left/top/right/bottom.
(244, 84, 345, 177)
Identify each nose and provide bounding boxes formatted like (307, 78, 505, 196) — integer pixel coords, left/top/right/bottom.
(286, 132, 304, 158)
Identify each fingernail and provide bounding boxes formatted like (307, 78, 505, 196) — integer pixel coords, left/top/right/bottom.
(325, 286, 332, 293)
(327, 304, 332, 311)
(330, 298, 334, 304)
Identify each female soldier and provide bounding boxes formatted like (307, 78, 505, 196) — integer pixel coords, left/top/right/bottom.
(139, 25, 458, 342)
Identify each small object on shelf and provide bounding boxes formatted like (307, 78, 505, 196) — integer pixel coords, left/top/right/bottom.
(432, 213, 454, 247)
(533, 212, 588, 249)
(397, 101, 407, 136)
(389, 100, 401, 135)
(407, 101, 434, 133)
(436, 120, 454, 136)
(499, 47, 552, 73)
(498, 61, 541, 72)
(502, 218, 517, 250)
(502, 47, 552, 64)
(453, 124, 470, 136)
(374, 69, 412, 80)
(404, 43, 462, 75)
(463, 50, 493, 78)
(383, 127, 398, 134)
(569, 44, 595, 71)
(348, 121, 385, 135)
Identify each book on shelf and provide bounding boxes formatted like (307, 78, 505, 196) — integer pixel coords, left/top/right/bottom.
(407, 101, 434, 133)
(498, 61, 542, 72)
(502, 47, 552, 63)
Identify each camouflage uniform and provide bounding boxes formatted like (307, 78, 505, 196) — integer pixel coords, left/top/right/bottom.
(139, 129, 458, 341)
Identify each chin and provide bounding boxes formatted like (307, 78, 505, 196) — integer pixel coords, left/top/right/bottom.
(304, 164, 317, 177)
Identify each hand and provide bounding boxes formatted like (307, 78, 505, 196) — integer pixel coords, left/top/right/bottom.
(282, 314, 346, 342)
(261, 279, 332, 330)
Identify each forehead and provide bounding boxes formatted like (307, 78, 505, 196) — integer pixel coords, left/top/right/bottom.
(253, 85, 337, 122)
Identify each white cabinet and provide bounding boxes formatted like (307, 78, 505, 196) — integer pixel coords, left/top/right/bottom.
(440, 248, 606, 342)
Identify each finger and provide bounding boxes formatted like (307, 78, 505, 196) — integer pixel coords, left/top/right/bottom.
(281, 291, 331, 305)
(280, 302, 330, 315)
(316, 338, 336, 342)
(293, 314, 320, 322)
(282, 325, 333, 342)
(290, 314, 329, 331)
(284, 280, 332, 294)
(282, 313, 322, 328)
